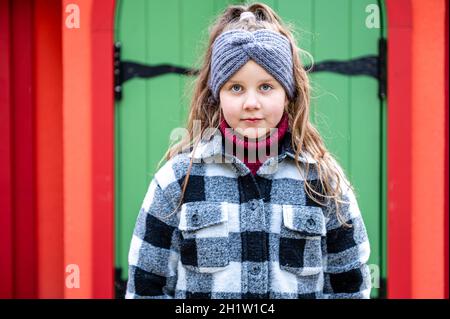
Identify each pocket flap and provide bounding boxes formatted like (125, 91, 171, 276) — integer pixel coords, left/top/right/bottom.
(179, 201, 228, 231)
(282, 205, 326, 236)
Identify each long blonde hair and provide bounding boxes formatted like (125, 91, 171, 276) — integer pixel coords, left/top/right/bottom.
(157, 2, 352, 226)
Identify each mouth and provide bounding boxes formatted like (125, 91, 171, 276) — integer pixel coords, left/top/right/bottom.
(242, 118, 262, 123)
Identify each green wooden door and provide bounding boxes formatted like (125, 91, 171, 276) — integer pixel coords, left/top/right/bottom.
(115, 0, 386, 298)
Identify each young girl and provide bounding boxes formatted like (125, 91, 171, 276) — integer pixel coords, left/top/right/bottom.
(125, 3, 371, 299)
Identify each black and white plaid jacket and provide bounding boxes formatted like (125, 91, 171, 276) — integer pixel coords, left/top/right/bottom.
(125, 130, 372, 299)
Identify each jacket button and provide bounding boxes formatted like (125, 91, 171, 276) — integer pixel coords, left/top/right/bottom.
(306, 217, 316, 229)
(250, 265, 261, 275)
(191, 211, 200, 225)
(250, 200, 258, 210)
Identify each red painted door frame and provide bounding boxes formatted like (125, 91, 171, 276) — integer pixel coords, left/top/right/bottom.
(445, 0, 449, 300)
(386, 0, 448, 298)
(34, 0, 64, 298)
(62, 0, 115, 298)
(91, 0, 116, 298)
(0, 0, 14, 298)
(386, 0, 414, 298)
(1, 0, 115, 298)
(0, 0, 38, 298)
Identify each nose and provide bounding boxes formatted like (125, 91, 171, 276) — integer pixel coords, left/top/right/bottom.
(242, 90, 260, 110)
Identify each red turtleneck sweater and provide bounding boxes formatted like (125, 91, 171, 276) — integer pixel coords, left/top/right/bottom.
(219, 112, 289, 175)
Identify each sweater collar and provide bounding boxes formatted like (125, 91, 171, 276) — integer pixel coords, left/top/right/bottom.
(218, 112, 289, 152)
(188, 125, 317, 165)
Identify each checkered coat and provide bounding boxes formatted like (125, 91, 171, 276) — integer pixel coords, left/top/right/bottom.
(125, 131, 372, 299)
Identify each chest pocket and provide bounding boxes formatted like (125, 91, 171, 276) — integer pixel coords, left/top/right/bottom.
(279, 204, 326, 276)
(178, 201, 230, 273)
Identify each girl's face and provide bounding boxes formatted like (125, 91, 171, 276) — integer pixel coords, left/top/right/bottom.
(219, 59, 289, 139)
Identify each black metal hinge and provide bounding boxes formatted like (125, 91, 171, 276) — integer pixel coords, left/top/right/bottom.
(114, 38, 387, 101)
(114, 42, 198, 101)
(378, 38, 387, 100)
(304, 38, 387, 100)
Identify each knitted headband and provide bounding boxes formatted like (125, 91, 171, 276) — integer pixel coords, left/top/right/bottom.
(208, 17, 295, 102)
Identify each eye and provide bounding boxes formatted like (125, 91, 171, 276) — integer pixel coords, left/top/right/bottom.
(230, 84, 242, 93)
(260, 83, 273, 91)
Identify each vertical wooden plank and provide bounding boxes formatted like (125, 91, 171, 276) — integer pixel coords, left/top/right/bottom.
(11, 0, 37, 298)
(312, 0, 351, 171)
(115, 0, 147, 284)
(445, 0, 449, 300)
(34, 0, 64, 298)
(147, 0, 181, 173)
(62, 0, 93, 298)
(114, 0, 121, 285)
(0, 0, 13, 299)
(258, 0, 277, 11)
(379, 0, 388, 296)
(180, 0, 214, 126)
(91, 0, 115, 299)
(213, 0, 244, 14)
(277, 0, 314, 59)
(386, 0, 413, 298)
(410, 0, 446, 298)
(349, 0, 382, 298)
(276, 0, 315, 121)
